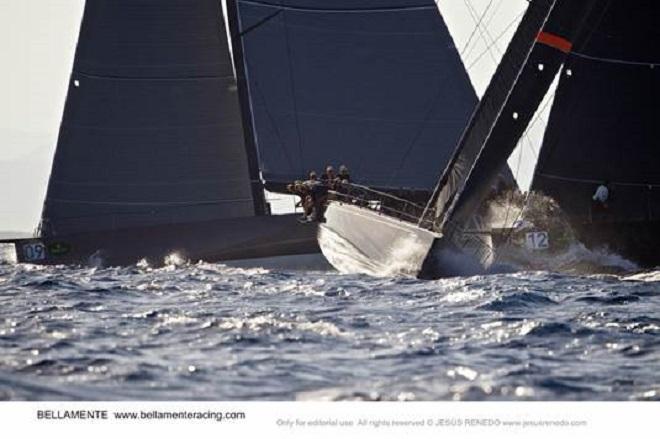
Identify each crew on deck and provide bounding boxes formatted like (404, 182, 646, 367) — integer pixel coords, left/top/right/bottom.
(287, 164, 353, 223)
(593, 181, 610, 208)
(338, 165, 350, 184)
(321, 165, 337, 189)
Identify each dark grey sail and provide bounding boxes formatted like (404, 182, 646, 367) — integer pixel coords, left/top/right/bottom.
(429, 0, 602, 237)
(531, 0, 660, 266)
(40, 0, 258, 237)
(231, 0, 477, 193)
(14, 0, 318, 266)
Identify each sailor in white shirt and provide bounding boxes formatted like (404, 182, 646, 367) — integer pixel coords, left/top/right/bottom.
(593, 182, 609, 205)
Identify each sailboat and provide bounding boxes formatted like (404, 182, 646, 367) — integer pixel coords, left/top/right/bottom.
(529, 0, 660, 267)
(1, 0, 483, 267)
(320, 0, 641, 278)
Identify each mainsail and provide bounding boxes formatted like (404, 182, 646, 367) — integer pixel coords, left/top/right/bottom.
(532, 0, 660, 224)
(429, 0, 602, 237)
(230, 0, 477, 192)
(40, 0, 260, 237)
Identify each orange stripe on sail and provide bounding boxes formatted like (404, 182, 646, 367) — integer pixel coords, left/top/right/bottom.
(536, 31, 573, 53)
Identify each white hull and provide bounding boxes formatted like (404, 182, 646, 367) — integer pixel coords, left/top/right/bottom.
(318, 201, 440, 277)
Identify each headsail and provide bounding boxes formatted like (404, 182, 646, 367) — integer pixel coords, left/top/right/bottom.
(532, 0, 660, 224)
(230, 0, 477, 192)
(40, 0, 259, 237)
(428, 0, 602, 237)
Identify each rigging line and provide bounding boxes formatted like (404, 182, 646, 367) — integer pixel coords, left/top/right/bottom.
(467, 9, 525, 70)
(498, 108, 537, 245)
(463, 0, 505, 61)
(238, 0, 436, 13)
(251, 80, 297, 172)
(496, 86, 558, 255)
(462, 0, 505, 81)
(502, 120, 527, 234)
(73, 71, 233, 81)
(230, 3, 295, 181)
(386, 2, 466, 186)
(483, 0, 505, 29)
(460, 0, 496, 57)
(48, 198, 253, 206)
(279, 1, 305, 176)
(499, 123, 549, 252)
(239, 9, 282, 36)
(519, 85, 558, 163)
(536, 174, 660, 189)
(569, 51, 660, 68)
(510, 79, 557, 172)
(511, 85, 556, 186)
(385, 82, 447, 187)
(465, 0, 502, 58)
(491, 191, 530, 266)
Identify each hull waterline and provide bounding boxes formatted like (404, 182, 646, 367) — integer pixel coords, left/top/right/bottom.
(1, 214, 322, 269)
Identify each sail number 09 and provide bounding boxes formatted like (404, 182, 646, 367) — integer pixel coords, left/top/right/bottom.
(22, 243, 47, 261)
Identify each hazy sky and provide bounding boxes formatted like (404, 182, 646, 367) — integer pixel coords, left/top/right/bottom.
(0, 0, 535, 233)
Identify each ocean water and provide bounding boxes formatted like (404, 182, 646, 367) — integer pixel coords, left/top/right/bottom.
(0, 259, 659, 401)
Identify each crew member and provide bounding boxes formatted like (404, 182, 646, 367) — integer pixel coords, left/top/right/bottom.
(593, 181, 610, 207)
(338, 165, 350, 184)
(287, 179, 313, 219)
(321, 165, 337, 189)
(303, 171, 322, 222)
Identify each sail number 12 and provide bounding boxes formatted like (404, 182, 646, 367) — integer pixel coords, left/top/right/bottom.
(525, 232, 550, 251)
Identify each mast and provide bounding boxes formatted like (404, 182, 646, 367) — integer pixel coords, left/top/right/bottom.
(429, 0, 603, 238)
(226, 0, 268, 216)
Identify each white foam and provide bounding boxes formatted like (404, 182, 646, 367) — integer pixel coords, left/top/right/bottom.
(497, 242, 638, 274)
(486, 191, 639, 275)
(621, 270, 660, 282)
(163, 252, 187, 267)
(0, 243, 17, 264)
(217, 314, 349, 338)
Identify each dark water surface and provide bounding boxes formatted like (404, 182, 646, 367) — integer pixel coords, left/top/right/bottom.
(0, 261, 658, 401)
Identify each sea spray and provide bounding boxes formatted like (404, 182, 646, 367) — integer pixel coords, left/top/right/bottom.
(0, 243, 17, 264)
(485, 191, 638, 274)
(380, 233, 432, 277)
